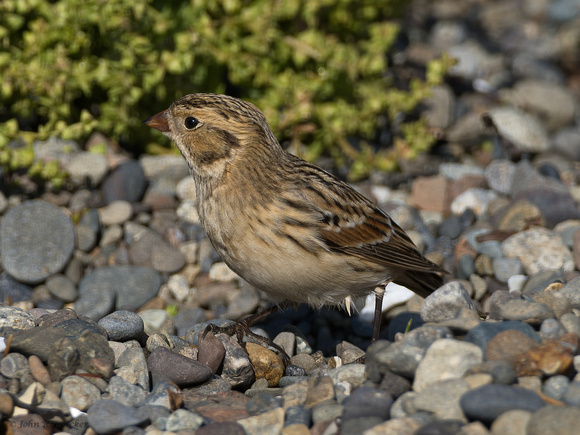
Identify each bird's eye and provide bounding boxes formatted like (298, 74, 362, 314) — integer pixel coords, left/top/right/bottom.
(184, 117, 200, 130)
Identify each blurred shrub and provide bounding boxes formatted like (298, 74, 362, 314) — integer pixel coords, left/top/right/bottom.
(0, 0, 449, 181)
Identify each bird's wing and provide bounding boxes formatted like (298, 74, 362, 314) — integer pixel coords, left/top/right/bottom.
(281, 159, 442, 274)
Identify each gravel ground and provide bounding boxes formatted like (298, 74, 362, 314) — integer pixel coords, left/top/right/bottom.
(1, 0, 580, 434)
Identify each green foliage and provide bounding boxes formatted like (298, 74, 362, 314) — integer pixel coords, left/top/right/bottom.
(0, 0, 448, 181)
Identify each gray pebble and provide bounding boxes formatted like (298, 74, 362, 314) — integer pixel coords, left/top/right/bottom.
(1, 200, 75, 284)
(421, 281, 476, 322)
(166, 409, 204, 432)
(61, 375, 101, 411)
(87, 399, 149, 434)
(460, 384, 545, 425)
(98, 311, 144, 342)
(543, 375, 570, 401)
(106, 376, 148, 408)
(46, 274, 78, 303)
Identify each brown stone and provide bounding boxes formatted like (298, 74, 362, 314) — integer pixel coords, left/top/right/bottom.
(410, 175, 449, 214)
(514, 334, 576, 377)
(246, 342, 284, 387)
(186, 390, 250, 422)
(198, 331, 226, 374)
(485, 330, 538, 364)
(29, 355, 51, 385)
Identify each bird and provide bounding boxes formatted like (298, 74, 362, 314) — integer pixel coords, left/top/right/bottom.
(144, 93, 444, 345)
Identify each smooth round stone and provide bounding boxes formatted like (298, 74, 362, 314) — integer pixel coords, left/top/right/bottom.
(74, 286, 116, 321)
(413, 339, 482, 392)
(460, 384, 545, 425)
(439, 215, 463, 239)
(45, 274, 78, 303)
(492, 257, 523, 282)
(527, 405, 580, 435)
(490, 409, 531, 435)
(78, 266, 161, 313)
(0, 272, 34, 303)
(543, 375, 571, 401)
(341, 385, 392, 421)
(150, 245, 186, 274)
(147, 347, 212, 387)
(421, 281, 476, 322)
(0, 353, 30, 379)
(66, 152, 108, 186)
(502, 228, 574, 275)
(485, 159, 516, 195)
(61, 375, 101, 411)
(87, 399, 149, 434)
(539, 318, 566, 340)
(457, 255, 476, 280)
(237, 407, 285, 435)
(0, 306, 35, 330)
(75, 224, 97, 252)
(102, 161, 147, 204)
(414, 379, 470, 421)
(493, 298, 555, 325)
(0, 200, 75, 284)
(279, 376, 308, 388)
(98, 200, 133, 226)
(98, 311, 144, 342)
(465, 320, 541, 353)
(197, 332, 226, 374)
(487, 106, 549, 153)
(562, 381, 580, 406)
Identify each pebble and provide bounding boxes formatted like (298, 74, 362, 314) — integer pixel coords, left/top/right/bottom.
(420, 281, 476, 322)
(0, 200, 75, 284)
(86, 399, 149, 434)
(0, 306, 36, 330)
(487, 106, 549, 153)
(413, 339, 482, 391)
(66, 152, 108, 186)
(77, 266, 161, 316)
(526, 405, 580, 435)
(102, 161, 147, 204)
(459, 384, 545, 425)
(98, 310, 145, 342)
(147, 347, 212, 387)
(61, 375, 102, 411)
(45, 274, 78, 303)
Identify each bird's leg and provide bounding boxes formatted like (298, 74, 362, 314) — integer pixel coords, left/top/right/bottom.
(372, 286, 385, 343)
(203, 300, 293, 362)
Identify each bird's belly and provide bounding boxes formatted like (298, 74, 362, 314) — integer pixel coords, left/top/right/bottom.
(215, 232, 386, 307)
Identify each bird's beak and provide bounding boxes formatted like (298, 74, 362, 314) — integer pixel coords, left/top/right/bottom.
(144, 110, 170, 133)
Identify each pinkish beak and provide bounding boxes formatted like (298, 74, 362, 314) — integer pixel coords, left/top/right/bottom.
(144, 110, 170, 133)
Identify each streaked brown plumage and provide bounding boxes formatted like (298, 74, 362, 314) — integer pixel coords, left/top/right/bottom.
(145, 93, 444, 343)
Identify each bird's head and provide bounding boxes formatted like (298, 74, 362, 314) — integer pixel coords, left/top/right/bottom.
(145, 93, 281, 180)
